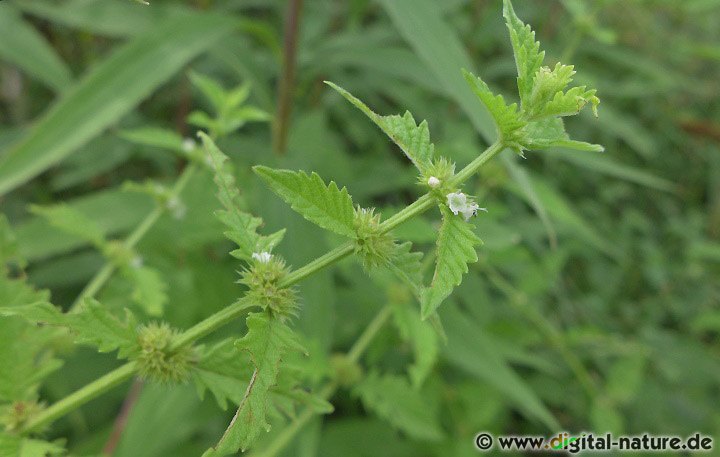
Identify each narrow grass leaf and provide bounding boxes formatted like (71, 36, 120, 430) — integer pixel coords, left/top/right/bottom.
(0, 14, 235, 196)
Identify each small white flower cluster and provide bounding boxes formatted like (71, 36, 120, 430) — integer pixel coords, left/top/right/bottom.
(446, 191, 486, 221)
(252, 252, 273, 263)
(130, 255, 144, 269)
(166, 196, 187, 220)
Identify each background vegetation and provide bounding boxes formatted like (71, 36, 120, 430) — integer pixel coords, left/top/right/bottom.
(1, 0, 719, 456)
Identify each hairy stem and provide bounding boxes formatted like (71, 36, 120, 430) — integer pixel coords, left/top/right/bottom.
(22, 141, 504, 432)
(70, 163, 198, 311)
(24, 362, 138, 433)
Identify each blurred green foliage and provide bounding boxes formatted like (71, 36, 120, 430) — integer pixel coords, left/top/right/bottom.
(0, 0, 719, 456)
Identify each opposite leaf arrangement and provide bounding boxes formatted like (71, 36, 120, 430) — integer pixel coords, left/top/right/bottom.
(0, 2, 601, 456)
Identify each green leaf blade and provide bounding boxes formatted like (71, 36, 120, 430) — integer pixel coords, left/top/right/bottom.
(0, 298, 139, 359)
(462, 69, 527, 154)
(354, 372, 444, 441)
(254, 166, 356, 239)
(29, 204, 106, 247)
(503, 0, 545, 107)
(200, 133, 285, 260)
(0, 3, 72, 92)
(190, 338, 255, 410)
(0, 13, 235, 197)
(325, 82, 435, 170)
(204, 312, 306, 455)
(420, 206, 482, 319)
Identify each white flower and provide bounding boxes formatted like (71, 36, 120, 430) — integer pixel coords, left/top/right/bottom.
(427, 176, 441, 188)
(166, 196, 186, 220)
(182, 138, 196, 153)
(446, 191, 486, 221)
(252, 252, 272, 263)
(130, 256, 144, 269)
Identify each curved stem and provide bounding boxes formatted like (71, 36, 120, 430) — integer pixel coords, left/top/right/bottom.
(24, 362, 138, 433)
(70, 163, 198, 311)
(23, 141, 505, 432)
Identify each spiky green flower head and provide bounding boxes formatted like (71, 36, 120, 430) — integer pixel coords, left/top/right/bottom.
(102, 240, 136, 268)
(418, 157, 456, 198)
(330, 353, 363, 387)
(135, 322, 193, 384)
(352, 207, 395, 270)
(239, 252, 298, 319)
(0, 399, 45, 433)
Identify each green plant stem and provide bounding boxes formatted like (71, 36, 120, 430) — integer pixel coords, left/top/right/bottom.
(24, 362, 138, 433)
(70, 163, 198, 311)
(346, 304, 393, 363)
(380, 141, 505, 234)
(248, 304, 393, 457)
(23, 141, 505, 433)
(169, 298, 253, 351)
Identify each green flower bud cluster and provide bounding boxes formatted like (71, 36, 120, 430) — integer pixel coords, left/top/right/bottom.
(134, 322, 193, 384)
(418, 157, 457, 198)
(352, 207, 395, 270)
(239, 253, 298, 318)
(0, 399, 45, 433)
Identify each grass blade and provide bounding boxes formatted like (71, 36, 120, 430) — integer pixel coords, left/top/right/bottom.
(0, 13, 235, 197)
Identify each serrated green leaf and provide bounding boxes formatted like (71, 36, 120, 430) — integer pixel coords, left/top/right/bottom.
(190, 337, 255, 410)
(271, 366, 334, 418)
(29, 204, 106, 247)
(503, 0, 545, 108)
(420, 205, 482, 319)
(386, 241, 424, 296)
(204, 312, 306, 456)
(325, 82, 435, 170)
(0, 272, 62, 403)
(0, 274, 62, 403)
(463, 69, 527, 154)
(525, 63, 599, 121)
(253, 166, 356, 239)
(0, 298, 139, 359)
(354, 372, 444, 441)
(392, 303, 438, 389)
(525, 118, 604, 152)
(200, 133, 285, 260)
(126, 265, 168, 316)
(0, 269, 49, 310)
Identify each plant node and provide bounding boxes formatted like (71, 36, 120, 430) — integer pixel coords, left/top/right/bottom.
(352, 207, 395, 270)
(135, 322, 193, 384)
(239, 253, 298, 318)
(0, 399, 45, 433)
(330, 354, 363, 387)
(418, 157, 456, 196)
